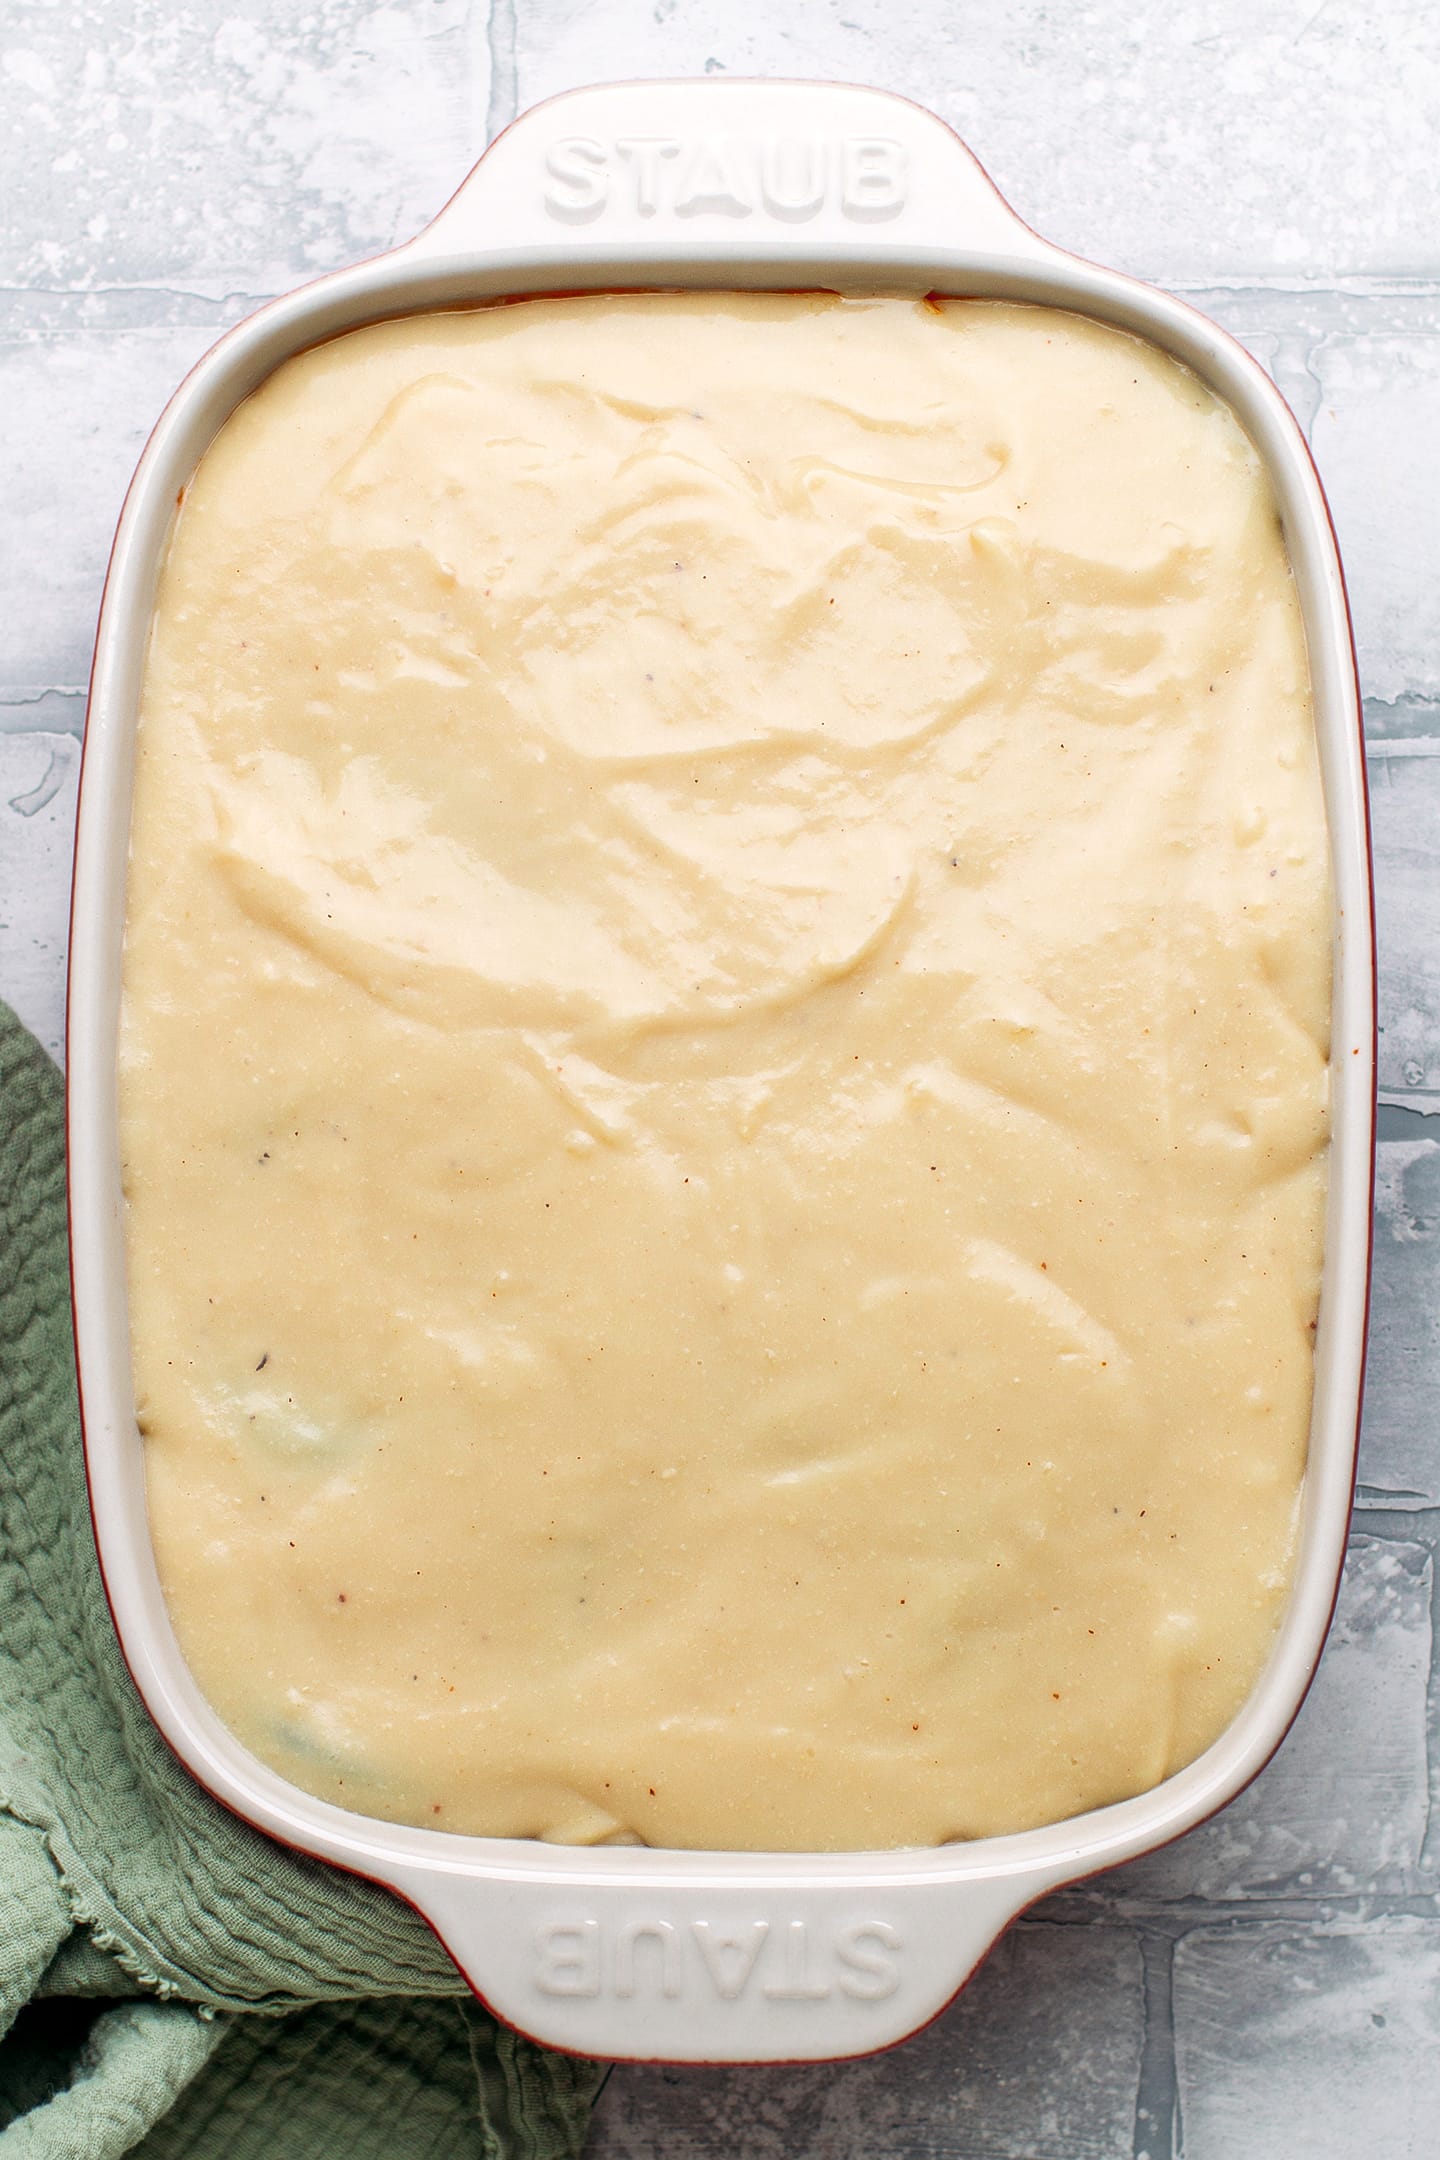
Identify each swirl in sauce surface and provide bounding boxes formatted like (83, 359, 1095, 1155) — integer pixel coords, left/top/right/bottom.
(121, 293, 1331, 1851)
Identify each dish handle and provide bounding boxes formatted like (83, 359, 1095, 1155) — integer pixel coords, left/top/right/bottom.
(394, 1859, 1058, 2063)
(402, 78, 1059, 269)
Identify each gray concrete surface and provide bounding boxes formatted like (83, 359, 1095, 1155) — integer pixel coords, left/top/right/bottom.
(2, 3, 1436, 2153)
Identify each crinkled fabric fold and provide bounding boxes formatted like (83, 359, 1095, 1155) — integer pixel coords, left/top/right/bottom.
(0, 1002, 603, 2156)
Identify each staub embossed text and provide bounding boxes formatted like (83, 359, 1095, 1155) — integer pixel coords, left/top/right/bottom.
(541, 135, 907, 223)
(533, 1914, 903, 2003)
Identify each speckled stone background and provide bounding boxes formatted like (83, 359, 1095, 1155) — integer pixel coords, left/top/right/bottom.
(3, 5, 1437, 2155)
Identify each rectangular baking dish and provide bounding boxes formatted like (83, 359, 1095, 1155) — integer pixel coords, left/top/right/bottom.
(68, 77, 1373, 2064)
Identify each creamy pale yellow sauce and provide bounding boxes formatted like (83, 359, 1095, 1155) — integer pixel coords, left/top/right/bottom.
(120, 293, 1330, 1853)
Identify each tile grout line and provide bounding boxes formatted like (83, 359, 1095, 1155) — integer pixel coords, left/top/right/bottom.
(1132, 1926, 1181, 2160)
(1347, 1509, 1440, 1875)
(482, 0, 519, 146)
(1040, 1893, 1440, 1926)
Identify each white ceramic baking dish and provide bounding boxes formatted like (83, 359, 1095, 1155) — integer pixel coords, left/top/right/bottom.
(68, 78, 1373, 2065)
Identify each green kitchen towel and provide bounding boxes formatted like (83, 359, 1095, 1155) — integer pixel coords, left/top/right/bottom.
(0, 1001, 604, 2157)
